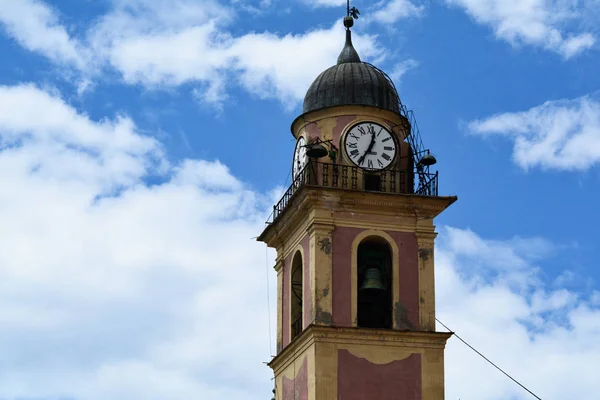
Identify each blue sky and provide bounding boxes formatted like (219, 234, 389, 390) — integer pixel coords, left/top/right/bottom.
(0, 0, 599, 399)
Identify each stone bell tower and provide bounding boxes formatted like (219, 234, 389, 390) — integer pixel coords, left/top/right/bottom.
(258, 12, 456, 400)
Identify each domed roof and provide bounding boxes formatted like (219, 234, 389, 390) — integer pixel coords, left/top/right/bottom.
(302, 29, 401, 115)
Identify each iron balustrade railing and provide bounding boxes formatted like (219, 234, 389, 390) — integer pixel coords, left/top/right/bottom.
(271, 161, 439, 222)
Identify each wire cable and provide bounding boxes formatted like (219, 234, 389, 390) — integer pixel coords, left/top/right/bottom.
(263, 143, 294, 353)
(279, 168, 291, 198)
(436, 318, 542, 400)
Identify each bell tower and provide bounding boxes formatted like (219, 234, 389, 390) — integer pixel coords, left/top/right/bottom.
(258, 10, 456, 400)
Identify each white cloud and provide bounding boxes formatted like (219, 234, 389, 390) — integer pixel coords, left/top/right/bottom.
(468, 94, 600, 171)
(560, 32, 596, 58)
(389, 58, 419, 82)
(228, 26, 383, 106)
(444, 0, 595, 58)
(0, 83, 275, 399)
(437, 227, 600, 400)
(0, 84, 161, 189)
(371, 0, 424, 23)
(91, 2, 383, 106)
(0, 0, 90, 68)
(95, 18, 382, 106)
(0, 0, 384, 107)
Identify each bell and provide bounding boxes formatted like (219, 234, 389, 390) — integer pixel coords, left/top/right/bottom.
(306, 143, 328, 158)
(419, 154, 437, 166)
(359, 268, 385, 291)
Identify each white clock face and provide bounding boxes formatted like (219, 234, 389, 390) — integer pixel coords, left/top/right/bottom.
(292, 136, 308, 181)
(344, 122, 397, 170)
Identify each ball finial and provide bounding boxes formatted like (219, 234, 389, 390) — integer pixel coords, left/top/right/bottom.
(343, 16, 354, 28)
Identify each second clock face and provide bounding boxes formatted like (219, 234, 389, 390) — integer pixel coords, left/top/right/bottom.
(292, 136, 308, 181)
(344, 122, 397, 170)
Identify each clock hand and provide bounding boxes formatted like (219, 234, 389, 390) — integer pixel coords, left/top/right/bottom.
(358, 130, 377, 165)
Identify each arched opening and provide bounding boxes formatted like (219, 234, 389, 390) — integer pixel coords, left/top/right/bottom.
(357, 237, 392, 329)
(290, 251, 303, 339)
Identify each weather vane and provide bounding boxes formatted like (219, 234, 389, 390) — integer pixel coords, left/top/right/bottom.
(347, 0, 360, 20)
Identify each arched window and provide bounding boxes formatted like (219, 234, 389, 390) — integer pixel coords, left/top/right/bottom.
(290, 251, 303, 339)
(357, 237, 392, 329)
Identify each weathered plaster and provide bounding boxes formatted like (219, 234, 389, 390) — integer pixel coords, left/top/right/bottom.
(282, 357, 308, 400)
(416, 232, 437, 331)
(338, 350, 422, 400)
(308, 221, 335, 327)
(387, 230, 420, 330)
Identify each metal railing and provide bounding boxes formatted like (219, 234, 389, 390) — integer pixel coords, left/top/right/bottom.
(364, 63, 436, 196)
(271, 161, 438, 222)
(291, 316, 302, 339)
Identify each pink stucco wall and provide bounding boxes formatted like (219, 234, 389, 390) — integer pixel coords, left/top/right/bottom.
(389, 230, 419, 330)
(282, 357, 308, 400)
(338, 350, 422, 400)
(331, 226, 358, 326)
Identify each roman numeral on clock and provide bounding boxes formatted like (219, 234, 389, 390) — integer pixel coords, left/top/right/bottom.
(348, 142, 358, 148)
(382, 137, 392, 142)
(382, 153, 391, 161)
(350, 149, 359, 157)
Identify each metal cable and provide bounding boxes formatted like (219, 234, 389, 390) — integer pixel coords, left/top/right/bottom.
(436, 318, 542, 400)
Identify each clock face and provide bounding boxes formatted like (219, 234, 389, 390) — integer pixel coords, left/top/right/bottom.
(292, 136, 308, 181)
(344, 122, 397, 170)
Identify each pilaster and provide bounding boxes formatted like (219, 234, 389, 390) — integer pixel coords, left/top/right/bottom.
(308, 218, 335, 326)
(416, 231, 437, 331)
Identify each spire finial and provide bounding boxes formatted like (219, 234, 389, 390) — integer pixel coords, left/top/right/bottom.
(338, 0, 361, 64)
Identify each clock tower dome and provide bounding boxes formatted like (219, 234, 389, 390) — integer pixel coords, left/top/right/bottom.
(258, 12, 456, 400)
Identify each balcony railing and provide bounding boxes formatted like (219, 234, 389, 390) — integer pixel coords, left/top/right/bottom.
(271, 161, 438, 222)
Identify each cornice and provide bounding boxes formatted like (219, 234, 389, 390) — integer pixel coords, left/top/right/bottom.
(269, 325, 453, 372)
(415, 231, 438, 241)
(269, 326, 316, 375)
(258, 186, 456, 247)
(309, 325, 452, 347)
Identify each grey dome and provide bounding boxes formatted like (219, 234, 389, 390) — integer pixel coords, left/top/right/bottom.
(302, 30, 401, 115)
